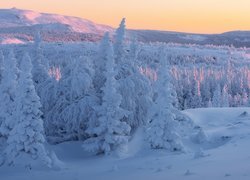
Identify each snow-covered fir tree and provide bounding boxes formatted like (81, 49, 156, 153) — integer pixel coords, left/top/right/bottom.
(0, 51, 18, 138)
(212, 84, 222, 107)
(5, 53, 51, 167)
(222, 85, 230, 107)
(83, 33, 131, 154)
(93, 33, 110, 96)
(113, 18, 153, 131)
(127, 40, 153, 130)
(32, 31, 49, 86)
(114, 18, 126, 64)
(147, 49, 183, 151)
(0, 51, 4, 82)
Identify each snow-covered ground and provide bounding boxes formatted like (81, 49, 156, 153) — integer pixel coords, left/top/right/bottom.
(1, 107, 250, 180)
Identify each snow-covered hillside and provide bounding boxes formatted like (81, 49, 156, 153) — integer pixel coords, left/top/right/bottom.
(0, 8, 114, 44)
(1, 108, 249, 180)
(0, 8, 113, 33)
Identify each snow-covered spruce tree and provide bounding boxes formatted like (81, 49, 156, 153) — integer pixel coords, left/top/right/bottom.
(83, 33, 131, 155)
(32, 31, 55, 128)
(5, 53, 51, 167)
(190, 78, 202, 108)
(127, 40, 153, 129)
(222, 85, 229, 107)
(32, 31, 49, 86)
(0, 51, 4, 82)
(113, 18, 152, 131)
(0, 51, 18, 138)
(93, 33, 110, 96)
(147, 49, 183, 151)
(38, 76, 58, 136)
(114, 19, 137, 130)
(212, 84, 222, 107)
(114, 18, 126, 64)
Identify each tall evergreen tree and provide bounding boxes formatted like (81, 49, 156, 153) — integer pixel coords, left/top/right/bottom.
(0, 51, 18, 138)
(93, 33, 111, 96)
(147, 49, 183, 151)
(114, 18, 126, 64)
(83, 33, 131, 154)
(32, 31, 49, 86)
(5, 53, 51, 167)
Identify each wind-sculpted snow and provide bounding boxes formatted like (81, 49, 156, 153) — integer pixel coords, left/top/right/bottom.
(1, 108, 250, 180)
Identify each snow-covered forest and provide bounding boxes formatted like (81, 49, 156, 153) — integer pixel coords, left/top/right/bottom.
(0, 17, 250, 179)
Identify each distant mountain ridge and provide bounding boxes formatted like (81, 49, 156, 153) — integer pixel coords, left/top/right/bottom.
(0, 8, 113, 33)
(0, 8, 250, 47)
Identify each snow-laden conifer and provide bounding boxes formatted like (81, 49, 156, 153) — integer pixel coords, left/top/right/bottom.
(0, 51, 18, 138)
(147, 49, 183, 151)
(5, 53, 51, 167)
(83, 33, 131, 154)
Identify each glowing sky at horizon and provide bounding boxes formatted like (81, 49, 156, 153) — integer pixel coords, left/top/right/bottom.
(0, 0, 250, 34)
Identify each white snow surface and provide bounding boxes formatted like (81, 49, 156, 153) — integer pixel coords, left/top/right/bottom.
(1, 107, 250, 180)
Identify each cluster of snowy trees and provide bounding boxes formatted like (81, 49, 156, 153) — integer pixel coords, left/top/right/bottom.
(135, 44, 250, 110)
(0, 19, 185, 168)
(171, 64, 250, 109)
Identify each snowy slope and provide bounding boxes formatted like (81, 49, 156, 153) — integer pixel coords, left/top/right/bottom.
(0, 8, 113, 34)
(0, 8, 114, 44)
(1, 107, 250, 180)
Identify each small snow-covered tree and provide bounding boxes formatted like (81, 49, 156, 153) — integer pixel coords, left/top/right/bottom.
(147, 49, 183, 151)
(0, 51, 4, 82)
(189, 78, 202, 108)
(83, 33, 131, 154)
(0, 51, 18, 138)
(212, 84, 222, 107)
(222, 85, 229, 107)
(5, 53, 51, 167)
(241, 90, 248, 106)
(207, 99, 213, 107)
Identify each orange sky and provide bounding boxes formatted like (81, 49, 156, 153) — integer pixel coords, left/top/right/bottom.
(0, 0, 250, 34)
